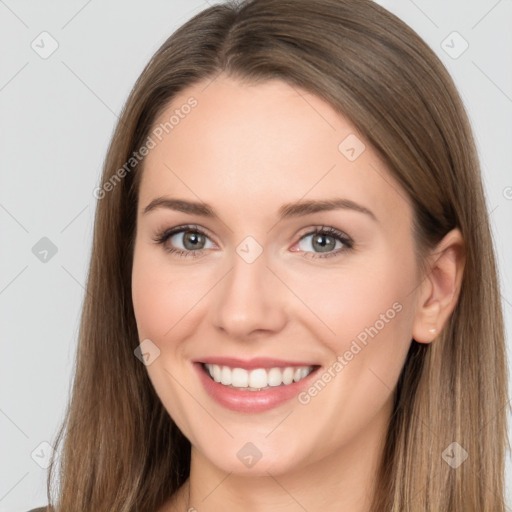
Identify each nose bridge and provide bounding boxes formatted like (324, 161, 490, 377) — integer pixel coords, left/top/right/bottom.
(212, 244, 286, 338)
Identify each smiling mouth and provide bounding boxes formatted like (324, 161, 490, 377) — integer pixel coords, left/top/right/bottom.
(202, 363, 318, 391)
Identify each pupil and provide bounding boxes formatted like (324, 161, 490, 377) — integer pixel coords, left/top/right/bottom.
(313, 234, 334, 253)
(184, 232, 204, 250)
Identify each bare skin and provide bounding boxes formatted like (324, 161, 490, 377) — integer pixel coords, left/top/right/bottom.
(131, 75, 465, 512)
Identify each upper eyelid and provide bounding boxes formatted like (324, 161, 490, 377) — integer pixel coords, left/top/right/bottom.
(163, 224, 216, 244)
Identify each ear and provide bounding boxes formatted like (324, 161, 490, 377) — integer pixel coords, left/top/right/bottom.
(412, 228, 466, 344)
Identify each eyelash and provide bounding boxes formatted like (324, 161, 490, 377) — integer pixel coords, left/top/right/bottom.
(152, 224, 354, 260)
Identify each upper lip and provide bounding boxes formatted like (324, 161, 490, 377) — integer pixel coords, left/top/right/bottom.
(195, 357, 319, 369)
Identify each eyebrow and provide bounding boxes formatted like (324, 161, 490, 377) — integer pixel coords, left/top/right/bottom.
(143, 197, 377, 222)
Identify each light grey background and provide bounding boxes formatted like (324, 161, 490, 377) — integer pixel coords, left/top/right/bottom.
(0, 1, 510, 510)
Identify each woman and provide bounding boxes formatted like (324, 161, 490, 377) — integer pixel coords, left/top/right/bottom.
(33, 0, 509, 510)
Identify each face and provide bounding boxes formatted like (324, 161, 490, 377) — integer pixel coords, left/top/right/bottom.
(131, 75, 421, 476)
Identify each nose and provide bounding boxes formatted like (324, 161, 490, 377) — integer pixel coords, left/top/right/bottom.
(211, 248, 288, 340)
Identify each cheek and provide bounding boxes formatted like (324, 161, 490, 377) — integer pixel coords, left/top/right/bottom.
(281, 253, 416, 455)
(131, 245, 209, 440)
(291, 246, 417, 390)
(131, 246, 208, 341)
(294, 254, 413, 344)
(132, 255, 170, 340)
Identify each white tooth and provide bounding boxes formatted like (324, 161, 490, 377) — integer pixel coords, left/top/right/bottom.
(249, 368, 268, 388)
(208, 363, 313, 389)
(300, 367, 310, 379)
(212, 364, 222, 382)
(231, 367, 249, 388)
(221, 366, 232, 385)
(268, 367, 283, 386)
(282, 367, 294, 385)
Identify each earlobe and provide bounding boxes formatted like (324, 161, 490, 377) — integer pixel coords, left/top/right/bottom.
(412, 228, 465, 344)
(413, 299, 441, 344)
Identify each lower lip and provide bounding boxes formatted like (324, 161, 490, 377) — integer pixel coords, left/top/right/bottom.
(194, 363, 319, 413)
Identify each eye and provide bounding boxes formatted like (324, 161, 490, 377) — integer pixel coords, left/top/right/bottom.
(293, 226, 353, 259)
(153, 225, 215, 258)
(153, 224, 353, 260)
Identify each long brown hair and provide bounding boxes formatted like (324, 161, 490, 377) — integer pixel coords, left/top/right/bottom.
(47, 0, 510, 510)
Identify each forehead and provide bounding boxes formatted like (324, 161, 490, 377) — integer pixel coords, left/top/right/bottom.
(138, 75, 411, 226)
